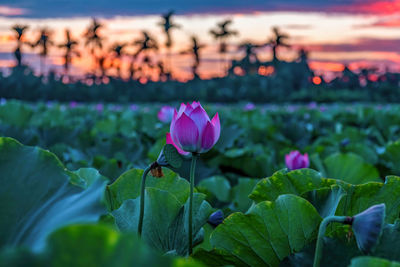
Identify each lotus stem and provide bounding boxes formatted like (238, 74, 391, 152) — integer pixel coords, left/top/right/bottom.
(313, 215, 349, 267)
(138, 164, 152, 237)
(188, 152, 198, 255)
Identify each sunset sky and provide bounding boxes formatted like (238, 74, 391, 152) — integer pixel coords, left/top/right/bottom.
(0, 0, 399, 80)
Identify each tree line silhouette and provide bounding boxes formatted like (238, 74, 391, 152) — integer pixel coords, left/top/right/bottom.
(10, 11, 303, 81)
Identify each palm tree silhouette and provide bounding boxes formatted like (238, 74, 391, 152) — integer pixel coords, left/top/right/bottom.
(58, 29, 79, 75)
(158, 10, 180, 78)
(133, 31, 158, 56)
(181, 36, 205, 79)
(266, 27, 290, 62)
(95, 53, 110, 78)
(83, 18, 104, 53)
(296, 47, 309, 63)
(11, 24, 29, 67)
(237, 41, 262, 74)
(238, 42, 261, 63)
(110, 43, 127, 78)
(128, 59, 137, 80)
(83, 18, 105, 74)
(133, 31, 158, 78)
(31, 28, 53, 75)
(209, 19, 238, 74)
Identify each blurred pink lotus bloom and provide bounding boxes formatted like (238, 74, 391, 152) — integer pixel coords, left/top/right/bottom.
(158, 106, 175, 123)
(167, 101, 220, 154)
(69, 101, 78, 108)
(307, 102, 317, 110)
(130, 104, 138, 111)
(244, 102, 255, 111)
(287, 105, 298, 113)
(285, 150, 309, 170)
(95, 103, 103, 112)
(46, 101, 54, 108)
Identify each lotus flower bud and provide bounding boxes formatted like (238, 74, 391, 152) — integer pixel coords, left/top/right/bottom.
(208, 210, 224, 227)
(158, 106, 175, 123)
(166, 133, 189, 155)
(351, 203, 385, 254)
(167, 101, 220, 154)
(285, 151, 309, 170)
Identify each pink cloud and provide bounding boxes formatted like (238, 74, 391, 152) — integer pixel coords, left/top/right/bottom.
(330, 0, 400, 15)
(0, 5, 27, 16)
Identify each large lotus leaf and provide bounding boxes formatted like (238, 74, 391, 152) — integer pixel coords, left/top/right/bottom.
(214, 145, 275, 177)
(283, 220, 400, 267)
(249, 168, 334, 203)
(193, 224, 214, 252)
(71, 167, 109, 188)
(249, 170, 400, 223)
(214, 124, 244, 152)
(198, 176, 231, 203)
(193, 248, 245, 266)
(281, 237, 361, 267)
(0, 101, 33, 127)
(198, 194, 321, 266)
(231, 177, 259, 212)
(381, 141, 400, 174)
(324, 153, 380, 184)
(0, 224, 205, 267)
(169, 157, 216, 183)
(344, 143, 378, 165)
(302, 185, 347, 218)
(0, 137, 107, 251)
(106, 168, 189, 210)
(373, 220, 400, 261)
(335, 176, 400, 223)
(92, 118, 118, 136)
(46, 224, 172, 267)
(0, 248, 46, 267)
(112, 189, 213, 256)
(349, 257, 400, 267)
(301, 177, 400, 223)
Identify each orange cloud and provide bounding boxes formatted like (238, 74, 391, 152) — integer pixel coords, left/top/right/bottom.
(0, 5, 27, 16)
(309, 61, 345, 72)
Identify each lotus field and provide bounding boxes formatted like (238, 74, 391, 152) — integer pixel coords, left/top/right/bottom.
(2, 99, 400, 267)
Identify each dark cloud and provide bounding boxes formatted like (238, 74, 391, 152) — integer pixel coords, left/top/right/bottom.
(0, 0, 387, 18)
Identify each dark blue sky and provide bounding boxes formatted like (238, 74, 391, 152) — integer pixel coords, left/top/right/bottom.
(0, 0, 381, 18)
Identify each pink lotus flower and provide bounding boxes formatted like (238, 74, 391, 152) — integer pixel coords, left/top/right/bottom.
(158, 106, 175, 123)
(285, 150, 309, 170)
(167, 101, 220, 154)
(166, 133, 189, 155)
